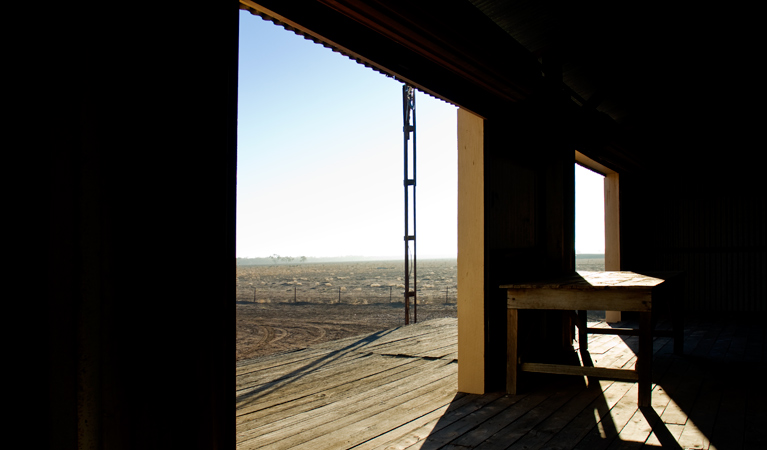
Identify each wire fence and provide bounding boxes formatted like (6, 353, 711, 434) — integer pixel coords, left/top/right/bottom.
(235, 258, 602, 305)
(236, 284, 458, 305)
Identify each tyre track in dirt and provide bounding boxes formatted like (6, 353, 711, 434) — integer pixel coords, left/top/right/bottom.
(236, 303, 457, 361)
(239, 322, 326, 359)
(246, 324, 279, 349)
(269, 327, 288, 344)
(305, 324, 327, 344)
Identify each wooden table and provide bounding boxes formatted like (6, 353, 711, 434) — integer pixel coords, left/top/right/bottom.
(501, 271, 683, 407)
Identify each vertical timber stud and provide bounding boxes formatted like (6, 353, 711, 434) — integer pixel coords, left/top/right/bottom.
(604, 173, 621, 322)
(457, 108, 485, 394)
(403, 85, 417, 325)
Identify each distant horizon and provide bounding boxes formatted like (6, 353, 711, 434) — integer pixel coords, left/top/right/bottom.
(236, 252, 605, 264)
(236, 254, 456, 262)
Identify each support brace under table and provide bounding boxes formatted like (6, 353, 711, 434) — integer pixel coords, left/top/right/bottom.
(501, 271, 683, 407)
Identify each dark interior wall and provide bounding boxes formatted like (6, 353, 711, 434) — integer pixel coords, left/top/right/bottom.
(621, 167, 766, 312)
(616, 89, 766, 313)
(482, 102, 576, 390)
(37, 2, 238, 448)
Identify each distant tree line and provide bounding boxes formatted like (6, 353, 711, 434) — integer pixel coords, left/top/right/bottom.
(575, 253, 605, 259)
(237, 255, 307, 266)
(236, 255, 419, 266)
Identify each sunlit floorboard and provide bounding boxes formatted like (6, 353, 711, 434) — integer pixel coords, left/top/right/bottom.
(236, 315, 764, 449)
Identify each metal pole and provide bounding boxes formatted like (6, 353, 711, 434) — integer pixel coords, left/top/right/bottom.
(403, 85, 410, 325)
(412, 89, 417, 324)
(402, 84, 417, 325)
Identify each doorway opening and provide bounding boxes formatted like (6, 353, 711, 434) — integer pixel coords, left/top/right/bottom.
(575, 163, 605, 269)
(575, 150, 621, 321)
(236, 9, 458, 362)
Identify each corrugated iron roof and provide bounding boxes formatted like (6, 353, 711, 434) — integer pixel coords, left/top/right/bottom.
(239, 0, 460, 107)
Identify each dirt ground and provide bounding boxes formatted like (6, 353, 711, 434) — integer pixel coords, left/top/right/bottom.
(236, 258, 605, 361)
(236, 259, 459, 361)
(236, 302, 457, 361)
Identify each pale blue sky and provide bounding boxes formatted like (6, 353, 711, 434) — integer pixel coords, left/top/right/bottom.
(237, 11, 604, 259)
(575, 165, 605, 254)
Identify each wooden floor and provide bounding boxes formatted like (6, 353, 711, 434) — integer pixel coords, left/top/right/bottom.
(236, 315, 765, 449)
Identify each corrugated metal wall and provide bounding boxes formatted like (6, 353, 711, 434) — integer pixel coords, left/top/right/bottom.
(624, 189, 766, 312)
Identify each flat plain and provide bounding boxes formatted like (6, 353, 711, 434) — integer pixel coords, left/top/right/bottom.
(236, 258, 605, 360)
(236, 259, 458, 360)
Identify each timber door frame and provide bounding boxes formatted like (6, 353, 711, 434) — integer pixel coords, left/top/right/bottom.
(575, 150, 621, 321)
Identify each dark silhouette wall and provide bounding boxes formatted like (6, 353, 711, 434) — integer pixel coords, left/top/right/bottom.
(37, 2, 237, 448)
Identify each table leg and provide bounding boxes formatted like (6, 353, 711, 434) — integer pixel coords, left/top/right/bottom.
(507, 309, 518, 394)
(578, 310, 588, 352)
(638, 311, 652, 407)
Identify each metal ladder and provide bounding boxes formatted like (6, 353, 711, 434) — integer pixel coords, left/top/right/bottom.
(403, 85, 417, 324)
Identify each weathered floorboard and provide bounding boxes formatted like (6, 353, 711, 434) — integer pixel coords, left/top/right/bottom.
(236, 315, 764, 449)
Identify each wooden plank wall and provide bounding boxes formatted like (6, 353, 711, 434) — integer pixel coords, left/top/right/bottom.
(622, 178, 766, 312)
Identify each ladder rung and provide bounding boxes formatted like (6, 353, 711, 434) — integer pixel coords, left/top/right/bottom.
(405, 235, 415, 240)
(404, 179, 415, 186)
(406, 291, 416, 297)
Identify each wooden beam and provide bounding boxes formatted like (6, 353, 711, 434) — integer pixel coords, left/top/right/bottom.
(585, 327, 639, 336)
(457, 108, 485, 394)
(604, 172, 621, 321)
(520, 363, 639, 381)
(314, 0, 538, 102)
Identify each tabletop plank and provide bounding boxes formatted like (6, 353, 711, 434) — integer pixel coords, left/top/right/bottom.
(500, 271, 665, 290)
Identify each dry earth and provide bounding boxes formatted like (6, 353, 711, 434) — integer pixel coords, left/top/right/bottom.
(235, 258, 605, 361)
(236, 302, 457, 360)
(236, 259, 458, 361)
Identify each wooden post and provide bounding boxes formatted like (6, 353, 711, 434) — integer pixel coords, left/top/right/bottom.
(638, 311, 652, 406)
(605, 172, 621, 322)
(578, 310, 588, 351)
(457, 108, 485, 394)
(507, 309, 519, 394)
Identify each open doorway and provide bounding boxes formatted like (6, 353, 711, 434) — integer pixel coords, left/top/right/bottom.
(575, 150, 621, 322)
(575, 161, 605, 323)
(575, 163, 605, 270)
(236, 10, 458, 361)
